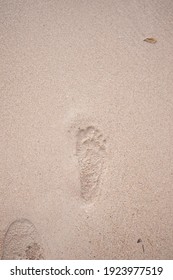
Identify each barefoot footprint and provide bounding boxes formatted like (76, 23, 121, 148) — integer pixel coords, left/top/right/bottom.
(2, 219, 44, 260)
(76, 126, 106, 202)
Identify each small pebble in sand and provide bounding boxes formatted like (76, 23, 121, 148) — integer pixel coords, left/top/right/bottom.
(137, 238, 142, 243)
(143, 37, 157, 44)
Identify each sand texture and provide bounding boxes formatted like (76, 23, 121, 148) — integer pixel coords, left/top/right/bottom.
(0, 0, 173, 259)
(2, 219, 44, 260)
(76, 126, 106, 202)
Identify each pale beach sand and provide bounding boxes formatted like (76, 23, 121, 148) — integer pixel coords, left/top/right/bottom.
(0, 0, 173, 259)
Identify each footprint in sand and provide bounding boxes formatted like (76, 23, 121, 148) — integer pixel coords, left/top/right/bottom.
(2, 219, 44, 260)
(76, 126, 106, 202)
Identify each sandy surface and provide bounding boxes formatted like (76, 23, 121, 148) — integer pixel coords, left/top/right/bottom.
(0, 0, 173, 259)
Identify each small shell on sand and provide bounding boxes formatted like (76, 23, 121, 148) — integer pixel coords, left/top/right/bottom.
(143, 37, 157, 44)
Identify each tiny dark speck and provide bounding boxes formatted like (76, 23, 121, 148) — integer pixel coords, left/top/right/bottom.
(137, 238, 142, 243)
(142, 244, 145, 253)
